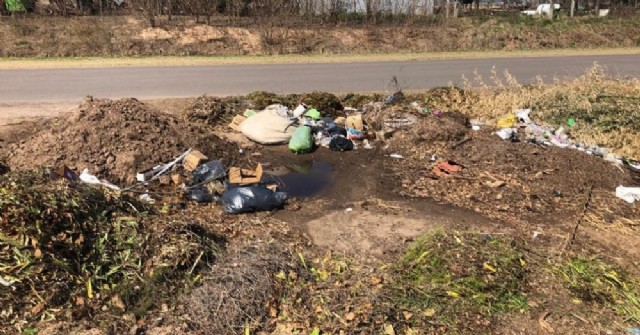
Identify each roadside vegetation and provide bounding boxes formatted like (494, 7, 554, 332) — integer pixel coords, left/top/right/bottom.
(0, 11, 639, 57)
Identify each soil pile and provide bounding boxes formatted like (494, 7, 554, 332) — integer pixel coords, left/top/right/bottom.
(388, 114, 640, 226)
(6, 97, 241, 184)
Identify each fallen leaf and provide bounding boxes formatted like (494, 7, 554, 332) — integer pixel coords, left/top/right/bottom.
(538, 311, 555, 333)
(314, 306, 323, 313)
(34, 248, 42, 258)
(345, 312, 356, 321)
(402, 311, 413, 320)
(485, 180, 506, 188)
(482, 262, 497, 272)
(423, 308, 436, 317)
(309, 327, 320, 335)
(111, 294, 125, 310)
(31, 302, 45, 314)
(86, 279, 93, 299)
(384, 324, 395, 335)
(75, 296, 85, 306)
(446, 291, 460, 298)
(406, 328, 419, 335)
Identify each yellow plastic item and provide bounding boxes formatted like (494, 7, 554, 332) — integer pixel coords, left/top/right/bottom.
(497, 114, 517, 128)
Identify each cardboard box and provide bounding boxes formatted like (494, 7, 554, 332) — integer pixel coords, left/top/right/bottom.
(183, 150, 208, 172)
(229, 163, 263, 185)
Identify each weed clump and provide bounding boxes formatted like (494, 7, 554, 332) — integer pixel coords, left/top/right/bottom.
(558, 257, 640, 324)
(386, 231, 528, 331)
(0, 170, 222, 330)
(185, 241, 295, 335)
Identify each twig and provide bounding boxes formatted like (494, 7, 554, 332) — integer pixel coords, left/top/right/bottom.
(451, 137, 472, 150)
(560, 184, 594, 254)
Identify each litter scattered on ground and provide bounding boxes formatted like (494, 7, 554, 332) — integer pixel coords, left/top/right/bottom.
(616, 186, 640, 204)
(495, 108, 628, 166)
(433, 160, 464, 177)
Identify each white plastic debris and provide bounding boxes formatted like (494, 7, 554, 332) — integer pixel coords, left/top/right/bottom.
(496, 128, 516, 140)
(615, 186, 640, 204)
(516, 109, 532, 124)
(345, 208, 353, 212)
(389, 154, 404, 159)
(139, 193, 155, 204)
(79, 168, 121, 190)
(472, 125, 481, 131)
(363, 139, 373, 150)
(292, 103, 308, 118)
(0, 277, 16, 287)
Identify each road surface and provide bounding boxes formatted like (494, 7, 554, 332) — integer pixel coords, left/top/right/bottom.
(1, 54, 639, 103)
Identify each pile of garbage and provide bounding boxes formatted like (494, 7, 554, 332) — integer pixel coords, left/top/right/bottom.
(227, 90, 425, 155)
(50, 147, 287, 214)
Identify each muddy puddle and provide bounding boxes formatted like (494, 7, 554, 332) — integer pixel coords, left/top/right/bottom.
(264, 160, 334, 198)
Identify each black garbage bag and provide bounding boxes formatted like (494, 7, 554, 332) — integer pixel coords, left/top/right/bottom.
(221, 186, 287, 214)
(192, 160, 226, 184)
(187, 188, 217, 203)
(328, 126, 347, 137)
(329, 136, 354, 152)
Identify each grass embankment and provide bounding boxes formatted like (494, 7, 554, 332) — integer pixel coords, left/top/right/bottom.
(0, 14, 639, 57)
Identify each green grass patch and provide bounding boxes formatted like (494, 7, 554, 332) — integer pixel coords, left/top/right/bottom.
(558, 257, 640, 325)
(386, 231, 528, 330)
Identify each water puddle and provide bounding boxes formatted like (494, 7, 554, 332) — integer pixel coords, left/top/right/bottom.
(264, 160, 334, 198)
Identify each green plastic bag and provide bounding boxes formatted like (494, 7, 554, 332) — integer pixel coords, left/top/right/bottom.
(288, 126, 313, 154)
(304, 109, 321, 120)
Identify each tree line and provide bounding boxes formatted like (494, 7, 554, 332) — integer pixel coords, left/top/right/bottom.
(2, 0, 638, 25)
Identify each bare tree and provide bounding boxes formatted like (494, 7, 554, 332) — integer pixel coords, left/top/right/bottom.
(133, 0, 162, 27)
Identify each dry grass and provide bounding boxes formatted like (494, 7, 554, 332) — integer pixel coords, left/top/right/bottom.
(185, 240, 296, 335)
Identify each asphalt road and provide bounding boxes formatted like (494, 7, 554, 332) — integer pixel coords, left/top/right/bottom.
(1, 54, 639, 103)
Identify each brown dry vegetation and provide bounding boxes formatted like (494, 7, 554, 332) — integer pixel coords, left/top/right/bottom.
(1, 14, 640, 57)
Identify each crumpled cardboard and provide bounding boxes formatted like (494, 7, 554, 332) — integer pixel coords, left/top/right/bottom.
(229, 163, 263, 185)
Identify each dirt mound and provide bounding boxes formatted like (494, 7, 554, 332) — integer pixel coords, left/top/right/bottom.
(183, 95, 251, 126)
(395, 112, 469, 144)
(6, 97, 241, 184)
(391, 125, 639, 226)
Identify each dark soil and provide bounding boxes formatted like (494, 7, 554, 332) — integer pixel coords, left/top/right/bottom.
(4, 97, 245, 185)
